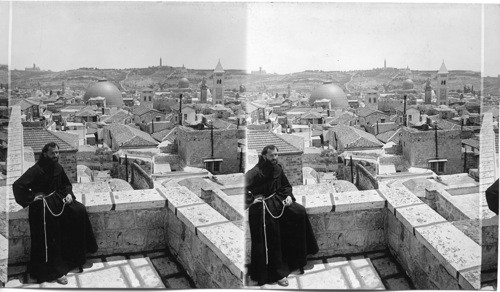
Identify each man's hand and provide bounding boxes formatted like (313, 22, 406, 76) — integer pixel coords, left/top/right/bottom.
(284, 196, 293, 207)
(64, 194, 73, 204)
(253, 195, 264, 204)
(33, 192, 44, 202)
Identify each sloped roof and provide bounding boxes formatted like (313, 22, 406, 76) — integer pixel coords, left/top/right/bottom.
(358, 107, 387, 118)
(132, 105, 159, 116)
(23, 128, 78, 153)
(75, 108, 98, 117)
(18, 99, 39, 111)
(52, 131, 79, 149)
(214, 60, 224, 73)
(301, 111, 323, 119)
(331, 125, 384, 149)
(211, 119, 237, 130)
(106, 123, 159, 147)
(100, 109, 131, 124)
(247, 131, 302, 154)
(462, 138, 479, 149)
(151, 128, 172, 142)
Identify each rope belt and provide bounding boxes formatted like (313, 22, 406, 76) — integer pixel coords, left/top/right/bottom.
(39, 191, 67, 262)
(252, 193, 287, 265)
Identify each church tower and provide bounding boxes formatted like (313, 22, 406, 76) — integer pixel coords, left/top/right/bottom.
(424, 78, 432, 104)
(160, 57, 162, 67)
(436, 61, 449, 105)
(212, 59, 224, 105)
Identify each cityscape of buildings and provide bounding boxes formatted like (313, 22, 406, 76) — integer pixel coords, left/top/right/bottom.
(0, 1, 499, 290)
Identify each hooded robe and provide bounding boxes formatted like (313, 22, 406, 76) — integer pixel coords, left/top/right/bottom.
(245, 158, 318, 285)
(13, 156, 98, 283)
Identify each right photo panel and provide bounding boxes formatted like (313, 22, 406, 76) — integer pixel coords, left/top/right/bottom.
(243, 2, 499, 290)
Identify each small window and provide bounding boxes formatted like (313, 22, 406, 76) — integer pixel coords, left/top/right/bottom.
(155, 116, 161, 122)
(184, 114, 187, 120)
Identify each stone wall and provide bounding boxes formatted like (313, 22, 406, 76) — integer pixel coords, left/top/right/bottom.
(153, 153, 183, 171)
(278, 153, 303, 186)
(201, 186, 244, 222)
(131, 162, 154, 189)
(176, 127, 241, 174)
(400, 128, 462, 174)
(58, 151, 78, 183)
(424, 188, 469, 221)
(355, 164, 378, 190)
(379, 184, 480, 290)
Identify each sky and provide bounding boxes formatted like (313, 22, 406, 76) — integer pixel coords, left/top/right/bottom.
(4, 2, 500, 76)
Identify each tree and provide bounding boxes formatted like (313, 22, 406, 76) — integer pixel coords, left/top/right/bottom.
(318, 149, 337, 173)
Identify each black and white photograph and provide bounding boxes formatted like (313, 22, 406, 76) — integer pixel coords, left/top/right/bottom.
(0, 1, 499, 290)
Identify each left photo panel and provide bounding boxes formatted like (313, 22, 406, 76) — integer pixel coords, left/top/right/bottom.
(4, 1, 247, 288)
(0, 1, 9, 286)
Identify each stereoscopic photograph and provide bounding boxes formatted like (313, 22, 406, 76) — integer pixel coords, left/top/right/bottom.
(0, 1, 498, 290)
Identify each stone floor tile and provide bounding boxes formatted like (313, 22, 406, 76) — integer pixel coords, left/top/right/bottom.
(78, 266, 129, 288)
(165, 276, 193, 288)
(341, 265, 361, 289)
(385, 277, 412, 290)
(299, 267, 349, 289)
(350, 258, 371, 269)
(135, 264, 165, 288)
(371, 257, 399, 278)
(302, 259, 326, 274)
(122, 264, 141, 288)
(326, 257, 349, 268)
(262, 276, 299, 289)
(151, 257, 179, 276)
(106, 255, 128, 266)
(356, 265, 384, 289)
(129, 257, 150, 267)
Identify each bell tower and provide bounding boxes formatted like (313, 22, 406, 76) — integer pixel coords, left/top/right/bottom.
(212, 59, 225, 105)
(436, 61, 449, 105)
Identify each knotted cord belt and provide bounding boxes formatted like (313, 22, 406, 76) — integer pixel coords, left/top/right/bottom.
(251, 192, 287, 265)
(35, 191, 68, 262)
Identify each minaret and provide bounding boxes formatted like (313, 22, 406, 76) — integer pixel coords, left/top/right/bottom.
(212, 59, 224, 105)
(200, 77, 208, 103)
(287, 84, 291, 98)
(424, 78, 432, 104)
(160, 57, 162, 67)
(384, 59, 386, 69)
(436, 60, 449, 105)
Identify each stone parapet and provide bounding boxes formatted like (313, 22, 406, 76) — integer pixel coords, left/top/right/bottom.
(7, 184, 244, 288)
(380, 182, 480, 290)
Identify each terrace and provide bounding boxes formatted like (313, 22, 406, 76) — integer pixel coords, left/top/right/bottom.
(3, 106, 498, 289)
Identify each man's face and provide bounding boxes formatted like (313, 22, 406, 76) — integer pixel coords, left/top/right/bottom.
(44, 146, 59, 163)
(264, 148, 278, 164)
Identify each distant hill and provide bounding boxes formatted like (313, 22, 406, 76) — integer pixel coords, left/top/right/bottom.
(9, 66, 499, 96)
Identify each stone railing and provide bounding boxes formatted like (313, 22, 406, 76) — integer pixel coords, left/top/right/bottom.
(7, 184, 244, 288)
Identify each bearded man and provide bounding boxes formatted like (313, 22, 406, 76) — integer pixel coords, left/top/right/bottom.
(245, 145, 318, 286)
(13, 142, 98, 284)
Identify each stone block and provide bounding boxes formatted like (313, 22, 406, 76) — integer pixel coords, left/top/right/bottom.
(214, 264, 243, 288)
(415, 222, 481, 278)
(122, 229, 147, 248)
(146, 228, 166, 248)
(156, 186, 204, 213)
(309, 214, 326, 233)
(325, 212, 356, 231)
(102, 230, 123, 250)
(326, 257, 348, 268)
(303, 192, 333, 214)
(78, 266, 129, 288)
(356, 265, 384, 289)
(177, 204, 228, 233)
(135, 209, 165, 229)
(151, 257, 179, 276)
(104, 210, 136, 230)
(135, 260, 165, 288)
(105, 255, 127, 266)
(122, 264, 142, 288)
(9, 219, 30, 238)
(371, 257, 399, 278)
(165, 276, 193, 289)
(355, 209, 385, 230)
(84, 192, 113, 213)
(316, 232, 343, 252)
(197, 222, 244, 280)
(333, 190, 385, 212)
(342, 265, 361, 289)
(298, 267, 349, 289)
(385, 277, 412, 290)
(88, 213, 105, 231)
(395, 204, 447, 234)
(378, 185, 423, 213)
(112, 189, 165, 211)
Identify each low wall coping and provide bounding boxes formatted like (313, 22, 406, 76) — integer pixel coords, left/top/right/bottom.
(294, 190, 386, 215)
(377, 185, 424, 214)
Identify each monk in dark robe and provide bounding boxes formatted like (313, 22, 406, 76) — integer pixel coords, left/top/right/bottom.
(13, 142, 98, 284)
(245, 145, 318, 286)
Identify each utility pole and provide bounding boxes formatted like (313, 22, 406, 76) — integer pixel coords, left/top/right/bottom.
(350, 156, 354, 184)
(125, 154, 129, 182)
(434, 122, 438, 158)
(210, 121, 214, 158)
(403, 94, 407, 127)
(463, 147, 467, 173)
(179, 94, 183, 125)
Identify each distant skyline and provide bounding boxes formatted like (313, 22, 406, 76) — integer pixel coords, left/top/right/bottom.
(3, 2, 500, 76)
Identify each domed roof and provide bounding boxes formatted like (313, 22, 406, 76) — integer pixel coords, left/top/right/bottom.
(178, 77, 190, 89)
(310, 82, 349, 108)
(403, 79, 414, 90)
(83, 79, 123, 106)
